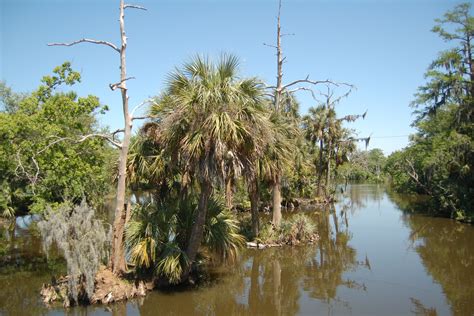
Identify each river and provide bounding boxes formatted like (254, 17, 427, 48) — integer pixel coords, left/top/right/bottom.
(1, 184, 473, 315)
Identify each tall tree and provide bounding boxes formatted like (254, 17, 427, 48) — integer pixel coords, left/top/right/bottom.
(48, 0, 147, 275)
(413, 2, 473, 124)
(387, 3, 474, 219)
(148, 55, 269, 279)
(264, 0, 344, 226)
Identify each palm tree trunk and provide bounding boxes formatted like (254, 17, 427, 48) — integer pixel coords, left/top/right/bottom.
(248, 177, 260, 237)
(316, 139, 324, 197)
(272, 173, 282, 227)
(181, 179, 212, 281)
(225, 176, 233, 210)
(325, 141, 331, 198)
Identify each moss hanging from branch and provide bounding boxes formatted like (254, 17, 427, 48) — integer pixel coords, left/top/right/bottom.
(38, 201, 111, 305)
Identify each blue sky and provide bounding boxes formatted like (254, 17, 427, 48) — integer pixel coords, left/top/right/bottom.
(0, 0, 464, 154)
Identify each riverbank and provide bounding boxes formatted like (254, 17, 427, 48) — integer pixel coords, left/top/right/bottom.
(40, 266, 151, 307)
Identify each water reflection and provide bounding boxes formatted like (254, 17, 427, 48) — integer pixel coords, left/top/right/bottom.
(0, 216, 65, 316)
(401, 210, 474, 315)
(1, 185, 474, 315)
(339, 183, 384, 213)
(136, 206, 369, 315)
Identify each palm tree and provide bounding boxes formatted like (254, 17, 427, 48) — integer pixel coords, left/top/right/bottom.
(125, 194, 245, 284)
(303, 91, 365, 198)
(124, 133, 246, 284)
(148, 54, 270, 280)
(303, 106, 328, 196)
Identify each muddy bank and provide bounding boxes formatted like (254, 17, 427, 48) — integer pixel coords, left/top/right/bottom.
(41, 266, 152, 308)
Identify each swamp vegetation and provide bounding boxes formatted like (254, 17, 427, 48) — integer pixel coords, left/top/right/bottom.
(0, 1, 473, 314)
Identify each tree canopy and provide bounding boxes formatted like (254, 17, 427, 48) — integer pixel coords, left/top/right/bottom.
(0, 62, 113, 216)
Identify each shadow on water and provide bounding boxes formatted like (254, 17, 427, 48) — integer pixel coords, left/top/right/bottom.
(1, 185, 474, 315)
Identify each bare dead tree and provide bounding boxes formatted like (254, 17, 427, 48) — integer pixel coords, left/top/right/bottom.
(264, 0, 352, 227)
(48, 0, 147, 275)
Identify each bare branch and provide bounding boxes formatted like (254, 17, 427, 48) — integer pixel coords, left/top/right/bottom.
(42, 133, 122, 152)
(111, 128, 125, 137)
(317, 83, 355, 107)
(48, 38, 120, 53)
(31, 156, 40, 186)
(282, 77, 349, 90)
(288, 86, 317, 100)
(130, 99, 153, 119)
(15, 150, 40, 189)
(18, 132, 123, 187)
(406, 159, 433, 195)
(124, 4, 147, 10)
(37, 137, 70, 155)
(281, 33, 295, 37)
(77, 134, 122, 148)
(132, 115, 156, 121)
(109, 76, 136, 91)
(263, 43, 278, 49)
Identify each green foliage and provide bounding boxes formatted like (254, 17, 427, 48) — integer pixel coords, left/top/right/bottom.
(126, 117, 250, 283)
(256, 214, 317, 245)
(337, 148, 387, 183)
(150, 54, 271, 187)
(386, 3, 474, 220)
(204, 199, 246, 262)
(0, 63, 114, 216)
(125, 194, 245, 284)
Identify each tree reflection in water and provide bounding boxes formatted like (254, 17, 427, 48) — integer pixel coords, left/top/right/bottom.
(390, 192, 474, 316)
(138, 205, 370, 315)
(407, 215, 474, 315)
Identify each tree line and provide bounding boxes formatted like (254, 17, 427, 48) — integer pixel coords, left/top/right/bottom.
(385, 3, 473, 222)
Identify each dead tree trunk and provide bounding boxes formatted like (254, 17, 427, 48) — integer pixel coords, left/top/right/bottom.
(48, 0, 147, 276)
(264, 0, 342, 227)
(110, 0, 132, 276)
(271, 0, 284, 229)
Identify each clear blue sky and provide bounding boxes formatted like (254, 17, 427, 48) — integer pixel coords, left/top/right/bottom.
(0, 0, 464, 154)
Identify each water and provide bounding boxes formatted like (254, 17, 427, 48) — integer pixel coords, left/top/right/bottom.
(1, 184, 473, 315)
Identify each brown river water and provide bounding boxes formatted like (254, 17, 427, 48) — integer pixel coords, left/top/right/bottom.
(1, 184, 473, 315)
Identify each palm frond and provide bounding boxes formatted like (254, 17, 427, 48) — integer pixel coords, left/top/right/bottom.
(155, 242, 189, 284)
(204, 198, 246, 262)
